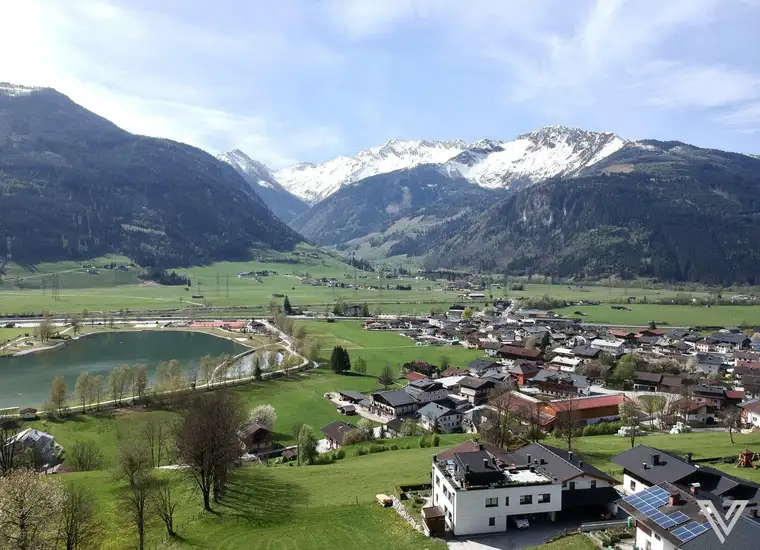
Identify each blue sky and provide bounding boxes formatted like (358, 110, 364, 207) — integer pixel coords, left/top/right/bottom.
(2, 0, 760, 167)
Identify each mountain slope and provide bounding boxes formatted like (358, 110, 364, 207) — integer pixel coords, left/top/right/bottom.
(217, 149, 307, 222)
(275, 139, 468, 203)
(427, 140, 760, 284)
(0, 84, 301, 267)
(290, 165, 505, 253)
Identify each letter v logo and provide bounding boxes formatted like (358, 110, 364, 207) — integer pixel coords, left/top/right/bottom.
(697, 499, 749, 544)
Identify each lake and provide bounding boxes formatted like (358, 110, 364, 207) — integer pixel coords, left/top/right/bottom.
(0, 331, 247, 409)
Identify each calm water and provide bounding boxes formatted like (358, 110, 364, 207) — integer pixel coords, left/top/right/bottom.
(0, 331, 246, 409)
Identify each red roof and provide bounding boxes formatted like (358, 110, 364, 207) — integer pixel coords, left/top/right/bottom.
(738, 361, 760, 369)
(550, 394, 627, 412)
(405, 372, 428, 382)
(498, 345, 543, 359)
(441, 366, 469, 377)
(726, 390, 745, 399)
(609, 329, 635, 338)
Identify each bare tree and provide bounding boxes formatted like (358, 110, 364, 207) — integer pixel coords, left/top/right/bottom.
(120, 365, 135, 402)
(142, 417, 169, 468)
(0, 422, 21, 475)
(172, 391, 246, 510)
(57, 482, 101, 550)
(66, 440, 104, 472)
(75, 373, 92, 412)
(38, 311, 55, 343)
(0, 468, 64, 549)
(50, 376, 68, 414)
(638, 394, 660, 428)
(516, 402, 544, 442)
(150, 475, 180, 538)
(134, 365, 148, 400)
(619, 399, 642, 448)
(720, 408, 743, 444)
(484, 380, 518, 447)
(553, 398, 579, 450)
(199, 355, 216, 385)
(91, 375, 105, 410)
(108, 367, 125, 405)
(69, 314, 82, 336)
(114, 441, 153, 550)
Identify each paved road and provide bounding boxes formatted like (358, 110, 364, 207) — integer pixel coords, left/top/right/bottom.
(448, 523, 580, 550)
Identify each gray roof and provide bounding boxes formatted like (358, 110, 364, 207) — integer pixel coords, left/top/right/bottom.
(514, 443, 617, 484)
(468, 358, 500, 372)
(682, 516, 760, 550)
(418, 402, 461, 421)
(458, 376, 495, 390)
(372, 390, 418, 407)
(321, 420, 357, 443)
(611, 445, 696, 485)
(338, 390, 366, 402)
(572, 345, 601, 358)
(531, 370, 590, 389)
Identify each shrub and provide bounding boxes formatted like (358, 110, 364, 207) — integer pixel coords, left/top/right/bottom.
(336, 448, 346, 459)
(418, 436, 429, 448)
(390, 444, 398, 451)
(432, 435, 440, 447)
(405, 444, 412, 449)
(355, 447, 368, 456)
(342, 429, 367, 446)
(331, 453, 337, 461)
(369, 444, 388, 454)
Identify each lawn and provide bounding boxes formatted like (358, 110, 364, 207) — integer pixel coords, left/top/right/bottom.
(710, 462, 760, 484)
(301, 319, 483, 375)
(526, 534, 597, 550)
(62, 439, 453, 550)
(554, 303, 760, 327)
(571, 431, 760, 479)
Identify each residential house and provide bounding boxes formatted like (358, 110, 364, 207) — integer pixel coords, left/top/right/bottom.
(337, 404, 357, 415)
(19, 408, 38, 420)
(404, 379, 449, 404)
(337, 390, 367, 404)
(694, 353, 725, 375)
(240, 421, 272, 452)
(690, 384, 726, 409)
(672, 398, 717, 424)
(528, 370, 591, 397)
(441, 365, 470, 377)
(321, 420, 357, 449)
(633, 372, 663, 392)
(590, 339, 625, 358)
(418, 403, 463, 433)
(507, 361, 541, 385)
(468, 358, 502, 376)
(548, 355, 582, 372)
(482, 342, 501, 357)
(497, 345, 544, 362)
(7, 428, 63, 468)
(545, 394, 627, 426)
(572, 345, 602, 360)
(611, 444, 760, 510)
(658, 375, 685, 394)
(404, 371, 429, 382)
(617, 482, 760, 550)
(384, 417, 404, 436)
(369, 390, 419, 417)
(739, 400, 760, 427)
(430, 443, 562, 535)
(458, 377, 496, 405)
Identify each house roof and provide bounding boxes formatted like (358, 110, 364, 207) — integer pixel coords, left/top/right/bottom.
(441, 366, 469, 377)
(385, 418, 404, 432)
(508, 361, 542, 375)
(611, 445, 696, 485)
(634, 371, 663, 384)
(660, 375, 684, 387)
(418, 402, 461, 421)
(404, 371, 428, 382)
(240, 420, 270, 437)
(531, 370, 590, 389)
(498, 345, 543, 359)
(406, 379, 444, 392)
(726, 390, 746, 400)
(458, 376, 496, 390)
(371, 390, 418, 407)
(468, 358, 501, 372)
(321, 420, 357, 443)
(338, 390, 367, 402)
(549, 394, 627, 413)
(572, 345, 601, 358)
(515, 443, 618, 484)
(561, 486, 622, 510)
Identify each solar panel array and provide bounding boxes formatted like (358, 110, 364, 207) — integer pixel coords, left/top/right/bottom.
(623, 488, 695, 533)
(672, 521, 710, 542)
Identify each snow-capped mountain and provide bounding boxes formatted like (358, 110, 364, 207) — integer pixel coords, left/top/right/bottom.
(276, 127, 626, 203)
(275, 139, 468, 204)
(447, 126, 626, 189)
(217, 149, 307, 222)
(0, 82, 42, 97)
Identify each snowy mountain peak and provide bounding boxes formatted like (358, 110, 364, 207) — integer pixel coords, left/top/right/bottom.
(0, 82, 43, 97)
(217, 149, 278, 189)
(275, 139, 468, 204)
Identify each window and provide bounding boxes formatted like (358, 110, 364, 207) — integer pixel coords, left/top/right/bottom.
(654, 533, 661, 541)
(538, 493, 551, 503)
(569, 482, 575, 491)
(520, 495, 533, 505)
(561, 481, 567, 488)
(485, 497, 498, 508)
(590, 480, 597, 489)
(488, 517, 495, 526)
(504, 497, 509, 506)
(629, 479, 637, 491)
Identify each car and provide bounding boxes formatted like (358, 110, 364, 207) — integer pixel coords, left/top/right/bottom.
(512, 516, 529, 529)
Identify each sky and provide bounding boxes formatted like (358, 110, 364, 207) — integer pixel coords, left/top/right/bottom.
(2, 0, 760, 168)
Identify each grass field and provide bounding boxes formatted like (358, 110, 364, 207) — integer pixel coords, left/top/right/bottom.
(572, 431, 760, 478)
(526, 534, 597, 550)
(58, 438, 453, 550)
(554, 303, 760, 327)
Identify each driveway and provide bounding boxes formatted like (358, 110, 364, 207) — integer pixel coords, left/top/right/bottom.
(447, 522, 579, 550)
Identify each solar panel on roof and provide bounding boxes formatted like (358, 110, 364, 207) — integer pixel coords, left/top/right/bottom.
(672, 521, 710, 542)
(668, 512, 690, 527)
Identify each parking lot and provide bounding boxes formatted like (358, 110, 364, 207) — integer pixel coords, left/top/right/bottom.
(447, 522, 579, 550)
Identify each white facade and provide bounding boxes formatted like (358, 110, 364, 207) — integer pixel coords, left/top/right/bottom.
(406, 386, 449, 404)
(636, 526, 677, 550)
(748, 410, 760, 427)
(420, 411, 462, 433)
(590, 339, 624, 355)
(624, 473, 649, 495)
(432, 464, 562, 536)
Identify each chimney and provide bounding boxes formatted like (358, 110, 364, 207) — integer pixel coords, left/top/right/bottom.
(685, 452, 693, 464)
(668, 492, 680, 506)
(465, 464, 470, 473)
(527, 453, 532, 464)
(540, 458, 547, 465)
(579, 460, 584, 467)
(690, 483, 700, 496)
(479, 443, 485, 451)
(642, 462, 649, 470)
(433, 454, 437, 462)
(568, 451, 574, 461)
(652, 454, 661, 466)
